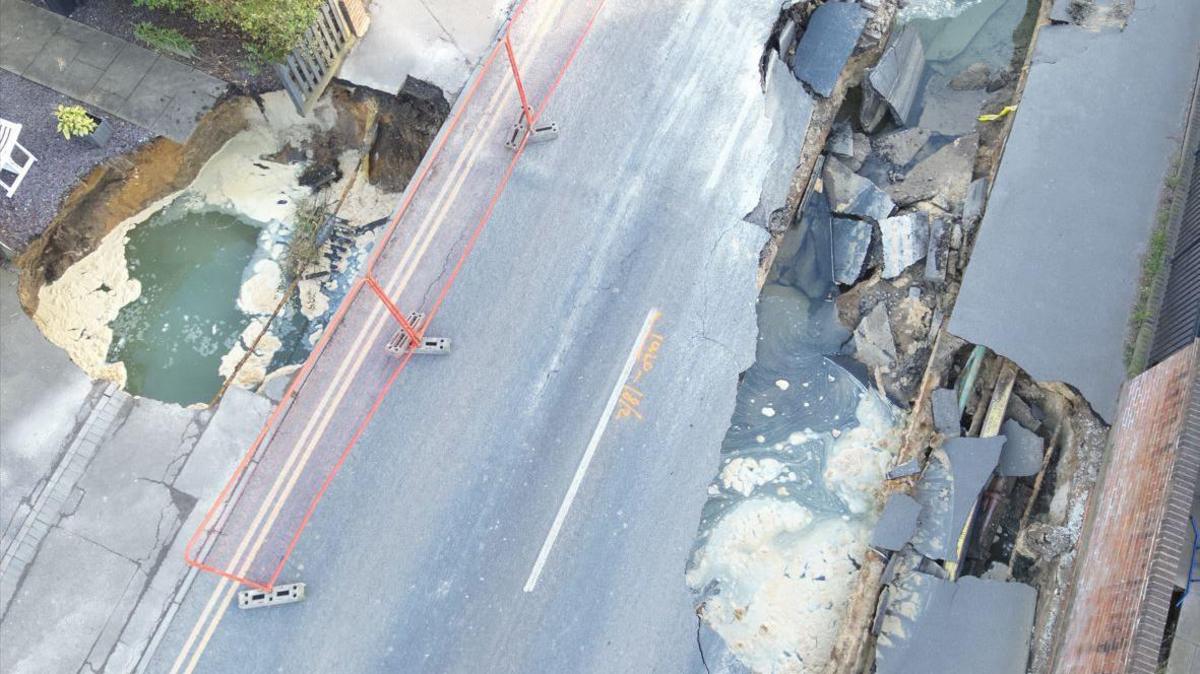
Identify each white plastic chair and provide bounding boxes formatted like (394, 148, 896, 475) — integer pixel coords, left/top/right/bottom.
(0, 119, 37, 199)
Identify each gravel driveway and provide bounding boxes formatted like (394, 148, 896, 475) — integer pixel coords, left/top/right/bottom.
(0, 70, 151, 252)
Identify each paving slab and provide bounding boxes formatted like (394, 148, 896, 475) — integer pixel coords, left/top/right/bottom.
(948, 0, 1200, 422)
(0, 0, 226, 142)
(1, 527, 140, 674)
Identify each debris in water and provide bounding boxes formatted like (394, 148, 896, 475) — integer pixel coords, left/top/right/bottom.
(824, 394, 899, 514)
(879, 212, 930, 278)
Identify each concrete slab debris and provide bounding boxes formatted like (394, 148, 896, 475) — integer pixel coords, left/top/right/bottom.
(925, 217, 948, 283)
(948, 0, 1200, 423)
(998, 419, 1044, 477)
(854, 302, 897, 369)
(862, 25, 925, 130)
(871, 127, 933, 167)
(790, 1, 869, 97)
(886, 133, 978, 210)
(932, 388, 961, 437)
(876, 572, 1037, 674)
(822, 156, 895, 223)
(879, 212, 929, 279)
(911, 437, 1003, 561)
(832, 216, 873, 285)
(872, 494, 923, 551)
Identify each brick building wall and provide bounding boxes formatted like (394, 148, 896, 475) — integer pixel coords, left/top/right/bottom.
(1054, 340, 1200, 673)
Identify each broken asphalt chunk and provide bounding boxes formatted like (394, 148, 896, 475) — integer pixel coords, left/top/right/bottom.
(886, 133, 979, 211)
(861, 25, 925, 130)
(925, 217, 948, 283)
(790, 1, 869, 97)
(879, 212, 929, 279)
(832, 216, 872, 285)
(872, 494, 923, 551)
(931, 388, 961, 437)
(822, 156, 895, 222)
(911, 436, 1002, 562)
(998, 419, 1044, 477)
(876, 572, 1037, 674)
(854, 302, 897, 369)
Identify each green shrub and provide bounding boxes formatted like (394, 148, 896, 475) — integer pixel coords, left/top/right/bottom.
(284, 197, 328, 281)
(134, 0, 322, 62)
(53, 105, 97, 139)
(133, 22, 197, 58)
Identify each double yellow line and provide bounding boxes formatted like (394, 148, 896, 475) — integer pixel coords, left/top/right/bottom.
(169, 3, 570, 671)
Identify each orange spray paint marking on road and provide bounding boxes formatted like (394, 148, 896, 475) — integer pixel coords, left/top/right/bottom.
(618, 319, 664, 422)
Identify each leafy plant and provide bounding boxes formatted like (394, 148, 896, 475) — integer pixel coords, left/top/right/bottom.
(53, 105, 97, 140)
(133, 22, 197, 58)
(134, 0, 322, 62)
(284, 197, 328, 281)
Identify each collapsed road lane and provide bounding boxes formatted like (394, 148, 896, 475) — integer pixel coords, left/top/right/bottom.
(148, 0, 813, 671)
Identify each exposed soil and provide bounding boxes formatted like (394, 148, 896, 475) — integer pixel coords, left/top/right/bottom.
(70, 0, 279, 94)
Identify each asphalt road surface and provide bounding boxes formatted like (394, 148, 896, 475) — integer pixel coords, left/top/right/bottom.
(150, 0, 807, 671)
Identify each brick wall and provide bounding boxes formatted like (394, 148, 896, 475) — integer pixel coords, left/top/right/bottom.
(1054, 340, 1200, 673)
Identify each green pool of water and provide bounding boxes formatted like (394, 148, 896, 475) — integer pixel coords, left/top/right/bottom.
(107, 198, 262, 406)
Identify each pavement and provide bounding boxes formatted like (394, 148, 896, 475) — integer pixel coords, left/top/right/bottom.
(0, 265, 274, 674)
(339, 0, 509, 98)
(0, 0, 226, 143)
(144, 0, 816, 672)
(947, 0, 1200, 422)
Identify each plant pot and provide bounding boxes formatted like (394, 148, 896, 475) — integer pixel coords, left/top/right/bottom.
(86, 114, 112, 148)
